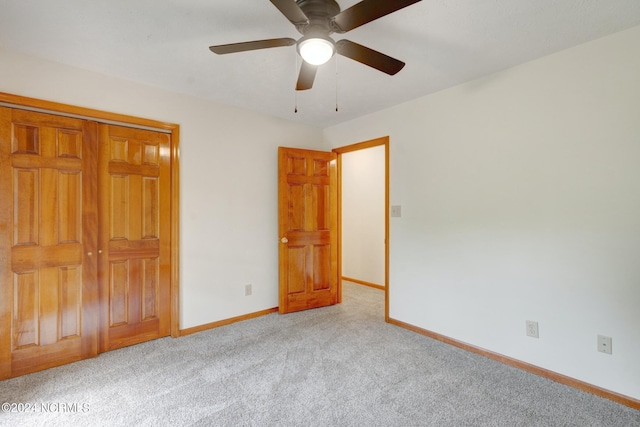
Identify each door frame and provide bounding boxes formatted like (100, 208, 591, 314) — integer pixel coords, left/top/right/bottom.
(333, 136, 390, 321)
(0, 91, 181, 339)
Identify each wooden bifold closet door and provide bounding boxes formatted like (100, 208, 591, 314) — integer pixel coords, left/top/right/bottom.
(97, 124, 171, 352)
(0, 108, 98, 378)
(0, 108, 171, 379)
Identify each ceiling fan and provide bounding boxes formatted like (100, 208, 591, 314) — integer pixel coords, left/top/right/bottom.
(209, 0, 423, 90)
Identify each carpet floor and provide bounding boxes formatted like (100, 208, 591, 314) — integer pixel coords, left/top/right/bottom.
(1, 281, 638, 426)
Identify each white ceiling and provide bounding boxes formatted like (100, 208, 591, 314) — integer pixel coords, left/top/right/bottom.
(1, 0, 639, 127)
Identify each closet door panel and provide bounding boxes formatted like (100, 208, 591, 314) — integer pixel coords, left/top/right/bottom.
(98, 124, 171, 352)
(0, 108, 98, 379)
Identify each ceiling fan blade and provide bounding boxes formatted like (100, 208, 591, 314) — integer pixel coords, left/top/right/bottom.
(209, 38, 296, 55)
(270, 0, 309, 25)
(332, 0, 422, 33)
(336, 39, 405, 75)
(296, 61, 317, 90)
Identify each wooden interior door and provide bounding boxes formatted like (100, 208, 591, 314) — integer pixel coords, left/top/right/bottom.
(98, 124, 171, 351)
(0, 108, 98, 379)
(278, 147, 338, 314)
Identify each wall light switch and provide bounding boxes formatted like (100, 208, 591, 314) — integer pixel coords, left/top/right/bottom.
(391, 205, 402, 218)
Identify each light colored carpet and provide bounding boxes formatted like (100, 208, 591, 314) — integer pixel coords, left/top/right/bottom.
(1, 282, 638, 426)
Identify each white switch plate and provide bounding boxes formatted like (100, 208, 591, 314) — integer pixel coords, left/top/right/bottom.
(391, 205, 402, 217)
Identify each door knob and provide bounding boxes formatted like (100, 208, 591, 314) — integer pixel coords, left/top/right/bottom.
(98, 250, 103, 254)
(281, 237, 288, 243)
(87, 252, 93, 256)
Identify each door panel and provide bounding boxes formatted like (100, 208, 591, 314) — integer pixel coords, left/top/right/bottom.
(0, 107, 98, 379)
(141, 258, 160, 320)
(278, 147, 338, 314)
(98, 124, 170, 352)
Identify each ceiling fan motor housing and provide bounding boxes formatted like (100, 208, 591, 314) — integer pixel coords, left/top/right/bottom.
(295, 0, 341, 35)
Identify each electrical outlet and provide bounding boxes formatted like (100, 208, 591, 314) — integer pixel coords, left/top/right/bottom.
(245, 284, 252, 296)
(391, 205, 402, 217)
(526, 320, 539, 338)
(597, 335, 612, 355)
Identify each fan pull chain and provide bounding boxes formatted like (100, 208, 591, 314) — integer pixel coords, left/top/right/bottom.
(294, 52, 298, 113)
(335, 56, 339, 112)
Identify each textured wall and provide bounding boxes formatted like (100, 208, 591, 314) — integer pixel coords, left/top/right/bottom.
(342, 146, 386, 286)
(324, 26, 640, 399)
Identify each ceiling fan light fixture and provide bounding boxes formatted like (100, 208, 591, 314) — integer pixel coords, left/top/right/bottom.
(298, 37, 335, 65)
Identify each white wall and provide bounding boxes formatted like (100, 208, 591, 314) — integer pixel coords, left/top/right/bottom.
(341, 146, 385, 286)
(0, 47, 325, 329)
(324, 26, 640, 399)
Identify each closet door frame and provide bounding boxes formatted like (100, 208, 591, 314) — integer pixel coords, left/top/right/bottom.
(0, 91, 181, 340)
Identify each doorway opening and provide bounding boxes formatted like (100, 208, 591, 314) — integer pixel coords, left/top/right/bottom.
(333, 137, 390, 321)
